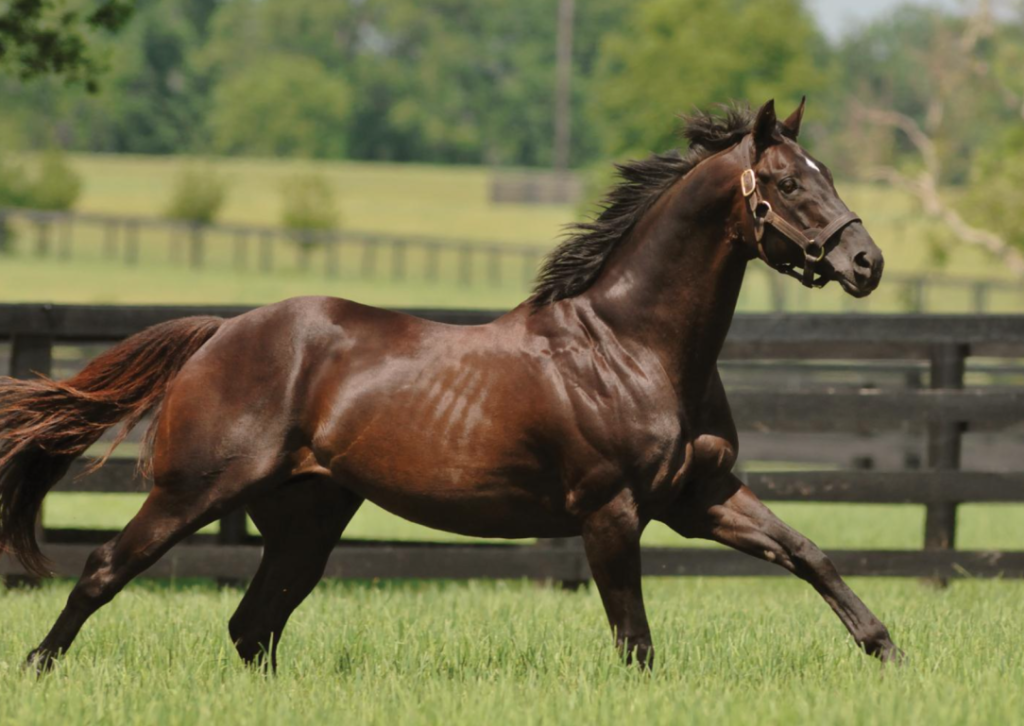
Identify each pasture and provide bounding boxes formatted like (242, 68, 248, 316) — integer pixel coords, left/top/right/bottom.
(2, 577, 1023, 725)
(2, 154, 1023, 312)
(2, 156, 1023, 726)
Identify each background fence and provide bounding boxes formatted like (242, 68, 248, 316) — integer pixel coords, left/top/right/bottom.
(3, 207, 1024, 313)
(1, 304, 1023, 584)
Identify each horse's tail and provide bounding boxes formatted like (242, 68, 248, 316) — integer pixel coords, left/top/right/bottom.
(0, 316, 224, 577)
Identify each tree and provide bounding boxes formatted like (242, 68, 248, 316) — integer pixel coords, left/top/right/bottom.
(590, 0, 830, 157)
(842, 2, 1024, 273)
(0, 0, 134, 90)
(199, 0, 631, 166)
(207, 54, 352, 158)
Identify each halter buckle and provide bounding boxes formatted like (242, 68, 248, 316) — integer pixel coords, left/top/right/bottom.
(741, 169, 756, 198)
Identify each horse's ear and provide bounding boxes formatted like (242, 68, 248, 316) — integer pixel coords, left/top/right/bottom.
(752, 99, 780, 152)
(781, 96, 806, 140)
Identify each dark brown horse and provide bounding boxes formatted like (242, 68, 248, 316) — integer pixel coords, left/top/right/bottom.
(0, 99, 900, 672)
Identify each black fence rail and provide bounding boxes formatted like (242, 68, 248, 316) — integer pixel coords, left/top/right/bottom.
(2, 304, 1024, 583)
(2, 207, 1024, 313)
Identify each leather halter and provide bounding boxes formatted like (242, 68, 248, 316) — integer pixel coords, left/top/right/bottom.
(741, 168, 861, 288)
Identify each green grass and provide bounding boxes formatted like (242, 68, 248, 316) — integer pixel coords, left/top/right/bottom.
(2, 577, 1023, 725)
(1, 153, 1021, 311)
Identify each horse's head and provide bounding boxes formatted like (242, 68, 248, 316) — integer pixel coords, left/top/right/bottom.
(737, 99, 883, 297)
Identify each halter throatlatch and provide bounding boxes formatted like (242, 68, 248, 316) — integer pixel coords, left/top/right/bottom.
(741, 168, 861, 288)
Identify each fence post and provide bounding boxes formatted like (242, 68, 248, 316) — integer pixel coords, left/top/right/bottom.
(34, 220, 51, 257)
(459, 245, 472, 286)
(59, 218, 73, 259)
(189, 225, 204, 269)
(295, 232, 311, 273)
(233, 231, 249, 271)
(325, 237, 340, 279)
(260, 232, 274, 273)
(923, 342, 968, 586)
(124, 222, 140, 266)
(392, 240, 407, 281)
(362, 239, 377, 279)
(972, 282, 988, 314)
(488, 248, 502, 287)
(425, 243, 440, 283)
(104, 220, 118, 260)
(3, 331, 53, 588)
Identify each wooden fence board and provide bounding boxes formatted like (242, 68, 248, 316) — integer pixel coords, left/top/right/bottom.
(7, 543, 1024, 580)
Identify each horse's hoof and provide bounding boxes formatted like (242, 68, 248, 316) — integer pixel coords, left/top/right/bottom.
(875, 642, 906, 667)
(24, 648, 57, 675)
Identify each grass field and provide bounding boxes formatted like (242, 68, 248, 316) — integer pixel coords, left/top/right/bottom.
(2, 577, 1022, 726)
(1, 153, 1021, 311)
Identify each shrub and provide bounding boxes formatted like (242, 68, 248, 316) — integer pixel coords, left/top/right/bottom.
(30, 150, 83, 210)
(164, 165, 229, 224)
(280, 173, 340, 233)
(0, 154, 32, 208)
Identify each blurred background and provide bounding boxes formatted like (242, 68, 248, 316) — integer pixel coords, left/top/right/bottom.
(0, 0, 1022, 312)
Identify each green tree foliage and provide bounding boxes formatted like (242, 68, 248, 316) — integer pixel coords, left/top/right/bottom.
(0, 149, 81, 209)
(962, 126, 1024, 253)
(832, 7, 1020, 183)
(280, 173, 339, 232)
(1, 0, 635, 166)
(164, 164, 227, 224)
(591, 0, 830, 157)
(0, 0, 133, 90)
(208, 55, 351, 158)
(29, 149, 82, 209)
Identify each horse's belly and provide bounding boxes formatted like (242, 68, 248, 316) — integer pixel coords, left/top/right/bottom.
(338, 464, 577, 538)
(321, 411, 575, 538)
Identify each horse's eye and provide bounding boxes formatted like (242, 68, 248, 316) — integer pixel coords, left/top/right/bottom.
(779, 178, 799, 195)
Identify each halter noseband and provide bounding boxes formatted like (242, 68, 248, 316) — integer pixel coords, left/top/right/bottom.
(741, 168, 861, 288)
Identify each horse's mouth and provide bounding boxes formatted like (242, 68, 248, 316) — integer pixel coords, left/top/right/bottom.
(836, 271, 877, 298)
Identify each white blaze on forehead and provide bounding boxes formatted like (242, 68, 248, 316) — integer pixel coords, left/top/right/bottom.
(803, 154, 821, 173)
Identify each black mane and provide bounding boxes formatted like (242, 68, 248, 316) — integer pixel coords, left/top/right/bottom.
(530, 105, 753, 306)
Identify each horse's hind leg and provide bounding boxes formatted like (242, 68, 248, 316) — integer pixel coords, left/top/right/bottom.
(26, 462, 278, 671)
(228, 477, 362, 670)
(658, 473, 901, 662)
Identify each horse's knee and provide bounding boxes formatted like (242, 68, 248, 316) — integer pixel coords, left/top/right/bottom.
(790, 540, 835, 578)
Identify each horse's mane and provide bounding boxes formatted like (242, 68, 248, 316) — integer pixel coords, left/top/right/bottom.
(530, 104, 753, 306)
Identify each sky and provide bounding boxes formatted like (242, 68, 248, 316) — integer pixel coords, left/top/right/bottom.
(807, 0, 965, 40)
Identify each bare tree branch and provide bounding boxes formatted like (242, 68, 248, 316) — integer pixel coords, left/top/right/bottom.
(849, 1, 1024, 278)
(856, 105, 1024, 276)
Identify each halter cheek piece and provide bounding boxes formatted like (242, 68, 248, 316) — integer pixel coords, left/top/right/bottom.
(741, 169, 861, 288)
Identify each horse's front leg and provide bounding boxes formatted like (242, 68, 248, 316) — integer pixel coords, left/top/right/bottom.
(659, 473, 901, 662)
(581, 491, 653, 669)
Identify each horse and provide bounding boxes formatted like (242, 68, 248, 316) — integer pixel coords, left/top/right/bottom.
(0, 99, 900, 672)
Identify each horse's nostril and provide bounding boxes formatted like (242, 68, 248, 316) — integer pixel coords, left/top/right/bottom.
(854, 251, 871, 270)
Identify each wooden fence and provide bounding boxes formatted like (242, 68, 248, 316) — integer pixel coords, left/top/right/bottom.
(2, 207, 1023, 313)
(0, 208, 546, 290)
(2, 304, 1024, 583)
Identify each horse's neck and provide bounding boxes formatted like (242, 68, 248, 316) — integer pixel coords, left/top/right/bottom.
(581, 153, 748, 398)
